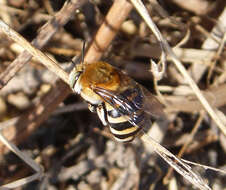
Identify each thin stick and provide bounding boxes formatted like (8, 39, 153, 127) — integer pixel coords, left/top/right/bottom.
(1, 173, 42, 189)
(181, 159, 226, 175)
(84, 0, 133, 63)
(0, 19, 69, 83)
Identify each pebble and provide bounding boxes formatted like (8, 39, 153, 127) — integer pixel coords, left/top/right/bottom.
(7, 92, 30, 110)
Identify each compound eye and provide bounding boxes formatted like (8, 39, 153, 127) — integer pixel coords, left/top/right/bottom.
(74, 71, 82, 81)
(69, 70, 82, 89)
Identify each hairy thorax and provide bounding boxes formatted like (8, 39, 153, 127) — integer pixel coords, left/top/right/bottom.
(80, 62, 120, 91)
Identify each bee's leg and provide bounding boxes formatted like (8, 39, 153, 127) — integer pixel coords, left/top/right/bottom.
(88, 103, 97, 113)
(96, 103, 108, 126)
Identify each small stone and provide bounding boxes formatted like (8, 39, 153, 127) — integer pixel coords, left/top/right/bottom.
(86, 170, 102, 184)
(7, 92, 30, 110)
(37, 84, 51, 97)
(121, 20, 137, 35)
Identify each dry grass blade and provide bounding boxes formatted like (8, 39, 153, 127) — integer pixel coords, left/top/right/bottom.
(0, 133, 43, 188)
(0, 20, 69, 84)
(141, 132, 211, 190)
(181, 159, 226, 175)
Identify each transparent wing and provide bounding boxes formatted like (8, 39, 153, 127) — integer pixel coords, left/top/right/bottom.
(92, 83, 165, 119)
(139, 86, 166, 118)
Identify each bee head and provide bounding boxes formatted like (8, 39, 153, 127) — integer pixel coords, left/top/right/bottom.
(69, 63, 84, 94)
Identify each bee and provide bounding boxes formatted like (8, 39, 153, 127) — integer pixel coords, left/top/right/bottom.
(69, 61, 211, 190)
(69, 61, 165, 142)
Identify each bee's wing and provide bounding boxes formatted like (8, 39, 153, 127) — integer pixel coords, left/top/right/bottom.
(92, 83, 165, 119)
(139, 86, 166, 119)
(92, 86, 134, 116)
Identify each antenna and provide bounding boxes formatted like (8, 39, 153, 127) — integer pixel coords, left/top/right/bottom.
(81, 41, 86, 64)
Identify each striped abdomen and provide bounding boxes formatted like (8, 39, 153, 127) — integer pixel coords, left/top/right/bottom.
(107, 107, 146, 142)
(97, 86, 152, 142)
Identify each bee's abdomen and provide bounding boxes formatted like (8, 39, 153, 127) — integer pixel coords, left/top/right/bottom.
(102, 87, 148, 142)
(107, 109, 145, 142)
